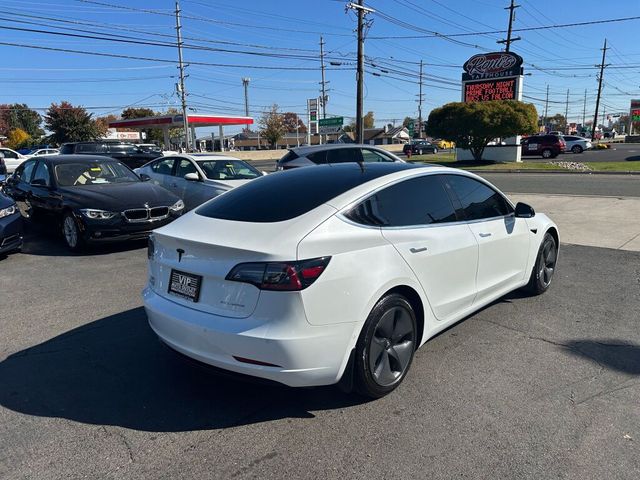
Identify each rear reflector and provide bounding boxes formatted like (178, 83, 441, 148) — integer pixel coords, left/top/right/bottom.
(226, 256, 331, 291)
(233, 356, 282, 368)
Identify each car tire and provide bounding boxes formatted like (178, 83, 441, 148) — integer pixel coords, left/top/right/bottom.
(354, 293, 417, 398)
(432, 148, 438, 154)
(525, 232, 558, 295)
(541, 148, 553, 159)
(418, 149, 423, 155)
(572, 145, 583, 154)
(62, 212, 85, 252)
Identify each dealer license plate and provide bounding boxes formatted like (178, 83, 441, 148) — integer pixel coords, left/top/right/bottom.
(168, 269, 202, 302)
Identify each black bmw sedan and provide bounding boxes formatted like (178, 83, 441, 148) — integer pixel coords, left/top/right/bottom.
(3, 155, 184, 251)
(0, 189, 22, 256)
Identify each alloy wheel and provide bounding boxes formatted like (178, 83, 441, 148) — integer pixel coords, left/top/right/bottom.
(538, 237, 557, 287)
(63, 216, 78, 248)
(369, 306, 415, 386)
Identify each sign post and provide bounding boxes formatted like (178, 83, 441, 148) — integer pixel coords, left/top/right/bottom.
(630, 99, 640, 136)
(458, 51, 525, 162)
(307, 98, 319, 145)
(318, 116, 343, 134)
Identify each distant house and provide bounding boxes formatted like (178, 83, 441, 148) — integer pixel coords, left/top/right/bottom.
(344, 126, 410, 145)
(231, 131, 345, 151)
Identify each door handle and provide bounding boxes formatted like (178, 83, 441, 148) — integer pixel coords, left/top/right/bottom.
(478, 232, 492, 238)
(410, 247, 428, 253)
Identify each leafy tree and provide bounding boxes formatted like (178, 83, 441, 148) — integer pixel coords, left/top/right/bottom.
(363, 111, 375, 129)
(44, 101, 102, 144)
(282, 112, 307, 133)
(547, 113, 567, 132)
(6, 128, 30, 149)
(402, 116, 414, 128)
(259, 104, 286, 147)
(0, 104, 43, 138)
(426, 100, 538, 161)
(95, 114, 119, 135)
(121, 107, 163, 143)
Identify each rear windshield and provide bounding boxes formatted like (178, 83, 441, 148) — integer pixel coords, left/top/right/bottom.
(195, 163, 415, 222)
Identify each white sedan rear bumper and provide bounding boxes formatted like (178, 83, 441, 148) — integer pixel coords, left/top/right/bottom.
(143, 287, 358, 387)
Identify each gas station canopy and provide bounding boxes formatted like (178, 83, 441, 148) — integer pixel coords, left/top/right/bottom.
(108, 113, 253, 129)
(108, 113, 253, 150)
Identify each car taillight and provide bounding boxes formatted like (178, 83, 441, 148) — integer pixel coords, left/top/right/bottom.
(226, 257, 331, 291)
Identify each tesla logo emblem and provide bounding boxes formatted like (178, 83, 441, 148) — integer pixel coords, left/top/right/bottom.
(176, 248, 185, 262)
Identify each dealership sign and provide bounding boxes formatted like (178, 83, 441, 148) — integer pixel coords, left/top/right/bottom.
(461, 51, 523, 104)
(462, 52, 523, 81)
(631, 99, 640, 122)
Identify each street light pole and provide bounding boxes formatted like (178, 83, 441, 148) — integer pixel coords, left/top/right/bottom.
(592, 38, 608, 142)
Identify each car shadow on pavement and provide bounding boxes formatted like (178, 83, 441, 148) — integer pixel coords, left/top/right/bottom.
(0, 307, 366, 433)
(564, 340, 640, 375)
(20, 219, 147, 257)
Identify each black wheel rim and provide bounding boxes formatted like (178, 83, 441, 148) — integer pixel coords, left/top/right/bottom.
(538, 238, 557, 287)
(369, 306, 415, 387)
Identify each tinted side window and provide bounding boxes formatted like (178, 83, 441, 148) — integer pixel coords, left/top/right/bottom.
(32, 161, 51, 186)
(307, 150, 327, 164)
(76, 143, 107, 153)
(1, 149, 18, 159)
(361, 149, 392, 162)
(15, 160, 36, 182)
(59, 144, 74, 154)
(279, 151, 299, 164)
(345, 175, 457, 227)
(444, 175, 512, 220)
(326, 148, 362, 164)
(151, 158, 175, 175)
(175, 159, 197, 177)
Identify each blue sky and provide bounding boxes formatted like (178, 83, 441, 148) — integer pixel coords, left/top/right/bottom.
(1, 0, 639, 136)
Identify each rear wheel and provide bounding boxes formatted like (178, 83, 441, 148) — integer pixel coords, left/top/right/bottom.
(432, 147, 438, 154)
(62, 212, 85, 251)
(418, 149, 423, 155)
(541, 148, 553, 159)
(525, 232, 558, 295)
(354, 294, 417, 398)
(572, 145, 583, 153)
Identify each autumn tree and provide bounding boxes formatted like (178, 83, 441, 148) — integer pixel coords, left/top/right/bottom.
(119, 107, 165, 143)
(427, 100, 538, 161)
(363, 111, 375, 129)
(0, 103, 43, 138)
(95, 114, 119, 136)
(44, 101, 102, 144)
(6, 128, 30, 149)
(282, 112, 307, 133)
(259, 104, 286, 148)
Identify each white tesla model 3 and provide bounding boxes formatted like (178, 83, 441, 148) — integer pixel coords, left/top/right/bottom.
(143, 163, 559, 398)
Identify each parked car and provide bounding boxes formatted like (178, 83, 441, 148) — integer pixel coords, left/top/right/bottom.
(59, 141, 160, 169)
(0, 189, 22, 255)
(276, 144, 403, 170)
(432, 139, 455, 149)
(402, 140, 438, 155)
(0, 148, 28, 174)
(23, 148, 60, 159)
(144, 162, 559, 398)
(562, 136, 592, 154)
(0, 152, 6, 178)
(136, 143, 164, 155)
(521, 134, 566, 158)
(136, 154, 263, 211)
(3, 155, 184, 251)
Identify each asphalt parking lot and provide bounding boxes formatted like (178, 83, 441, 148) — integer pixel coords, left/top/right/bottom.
(1, 222, 639, 479)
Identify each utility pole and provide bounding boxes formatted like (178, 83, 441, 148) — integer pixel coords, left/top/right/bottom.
(319, 36, 328, 144)
(417, 59, 424, 139)
(582, 88, 587, 126)
(592, 38, 608, 142)
(497, 0, 521, 52)
(175, 0, 190, 151)
(242, 77, 250, 117)
(564, 89, 569, 134)
(347, 1, 375, 144)
(543, 84, 549, 132)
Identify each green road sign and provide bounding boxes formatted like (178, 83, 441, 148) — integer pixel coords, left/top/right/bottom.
(407, 120, 414, 137)
(318, 116, 344, 134)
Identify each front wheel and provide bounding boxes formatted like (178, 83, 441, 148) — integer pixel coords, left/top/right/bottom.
(354, 293, 417, 398)
(572, 145, 583, 153)
(525, 232, 558, 295)
(418, 149, 423, 155)
(62, 212, 85, 251)
(432, 147, 438, 154)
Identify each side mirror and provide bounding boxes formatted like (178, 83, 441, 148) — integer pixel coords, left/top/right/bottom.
(515, 202, 535, 218)
(138, 173, 151, 182)
(30, 178, 48, 187)
(184, 172, 201, 182)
